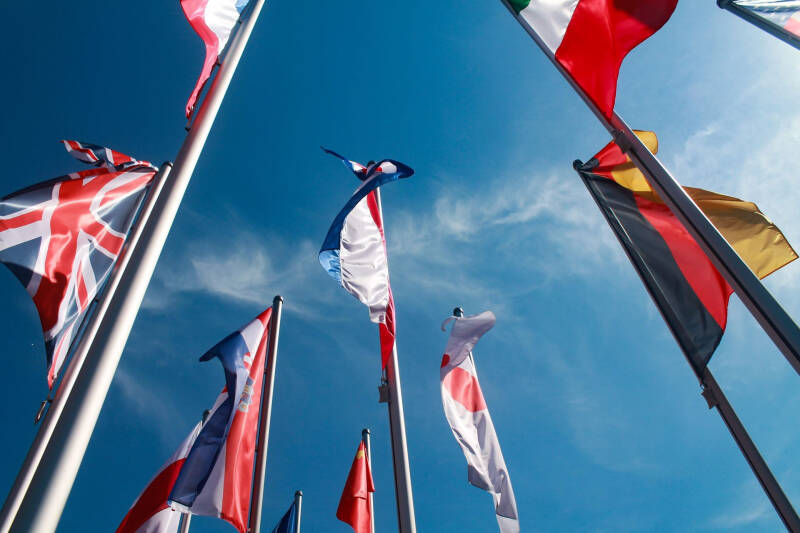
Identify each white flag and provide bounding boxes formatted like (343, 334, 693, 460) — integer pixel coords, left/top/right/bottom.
(440, 311, 519, 533)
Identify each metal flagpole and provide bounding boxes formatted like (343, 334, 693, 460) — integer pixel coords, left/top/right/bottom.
(0, 163, 171, 533)
(9, 3, 269, 531)
(499, 0, 800, 376)
(293, 490, 303, 533)
(374, 188, 417, 533)
(362, 428, 375, 533)
(576, 166, 800, 532)
(248, 295, 284, 533)
(717, 0, 800, 52)
(702, 368, 800, 532)
(178, 513, 192, 533)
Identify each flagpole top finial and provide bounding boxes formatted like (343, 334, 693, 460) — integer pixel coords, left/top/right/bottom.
(573, 159, 584, 171)
(273, 295, 284, 305)
(295, 490, 303, 497)
(453, 307, 464, 317)
(362, 427, 371, 436)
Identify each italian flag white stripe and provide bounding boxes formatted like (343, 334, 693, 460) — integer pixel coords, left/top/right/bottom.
(515, 0, 579, 52)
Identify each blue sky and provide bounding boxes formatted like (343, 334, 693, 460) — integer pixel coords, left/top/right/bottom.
(1, 1, 800, 532)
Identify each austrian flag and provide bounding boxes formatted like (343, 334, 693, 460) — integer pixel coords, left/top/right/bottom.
(507, 0, 678, 118)
(0, 141, 157, 387)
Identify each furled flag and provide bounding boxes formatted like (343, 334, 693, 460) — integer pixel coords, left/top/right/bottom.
(575, 131, 797, 373)
(181, 0, 251, 118)
(318, 148, 414, 368)
(116, 423, 202, 533)
(336, 440, 375, 533)
(505, 0, 678, 118)
(717, 0, 800, 48)
(440, 311, 519, 533)
(270, 498, 298, 533)
(168, 307, 273, 533)
(0, 141, 157, 387)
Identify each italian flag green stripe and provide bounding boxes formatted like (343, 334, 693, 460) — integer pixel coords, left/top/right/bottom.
(507, 0, 530, 14)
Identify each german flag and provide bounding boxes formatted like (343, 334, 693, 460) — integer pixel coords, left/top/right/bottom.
(576, 132, 797, 373)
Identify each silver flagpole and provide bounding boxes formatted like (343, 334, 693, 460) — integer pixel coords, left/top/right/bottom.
(374, 188, 417, 533)
(499, 0, 800, 375)
(293, 490, 303, 533)
(361, 428, 375, 533)
(10, 2, 269, 530)
(248, 295, 284, 533)
(0, 163, 171, 533)
(178, 512, 192, 533)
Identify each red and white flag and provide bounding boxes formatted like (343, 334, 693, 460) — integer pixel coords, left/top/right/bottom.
(440, 311, 519, 533)
(507, 0, 677, 118)
(181, 0, 250, 118)
(116, 423, 202, 533)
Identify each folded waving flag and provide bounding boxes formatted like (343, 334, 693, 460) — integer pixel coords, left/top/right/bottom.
(319, 148, 414, 368)
(728, 0, 800, 39)
(506, 0, 677, 118)
(116, 423, 202, 533)
(181, 0, 251, 118)
(440, 311, 519, 533)
(576, 131, 797, 372)
(336, 440, 375, 533)
(270, 498, 298, 533)
(168, 307, 273, 533)
(0, 141, 157, 387)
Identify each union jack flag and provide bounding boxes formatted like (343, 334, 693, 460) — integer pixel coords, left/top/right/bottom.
(0, 141, 158, 387)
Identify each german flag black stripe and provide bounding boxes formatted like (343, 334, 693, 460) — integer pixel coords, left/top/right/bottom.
(579, 165, 723, 374)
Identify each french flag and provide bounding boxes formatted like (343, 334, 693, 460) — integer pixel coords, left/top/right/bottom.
(168, 307, 272, 533)
(318, 149, 414, 368)
(181, 0, 250, 118)
(440, 311, 519, 533)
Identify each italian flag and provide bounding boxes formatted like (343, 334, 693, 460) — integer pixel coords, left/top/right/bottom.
(507, 0, 678, 118)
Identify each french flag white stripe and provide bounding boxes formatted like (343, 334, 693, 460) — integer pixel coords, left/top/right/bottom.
(339, 195, 390, 324)
(518, 0, 580, 52)
(204, 0, 242, 52)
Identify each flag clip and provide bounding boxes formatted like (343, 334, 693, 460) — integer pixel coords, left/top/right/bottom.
(701, 385, 718, 410)
(378, 382, 389, 404)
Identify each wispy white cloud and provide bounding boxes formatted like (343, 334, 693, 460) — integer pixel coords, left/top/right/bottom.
(706, 480, 773, 530)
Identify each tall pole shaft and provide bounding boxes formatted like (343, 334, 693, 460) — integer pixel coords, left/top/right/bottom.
(248, 295, 284, 533)
(701, 368, 800, 532)
(178, 513, 192, 533)
(500, 0, 800, 375)
(374, 188, 417, 533)
(293, 490, 302, 533)
(9, 3, 268, 531)
(362, 428, 375, 533)
(0, 165, 170, 533)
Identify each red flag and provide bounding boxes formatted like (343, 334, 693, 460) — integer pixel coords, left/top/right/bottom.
(336, 441, 375, 533)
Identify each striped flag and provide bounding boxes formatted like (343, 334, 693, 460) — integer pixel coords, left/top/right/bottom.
(116, 423, 202, 533)
(181, 0, 251, 118)
(318, 149, 414, 368)
(440, 311, 518, 533)
(729, 0, 800, 38)
(576, 131, 797, 372)
(168, 307, 273, 533)
(0, 141, 157, 386)
(505, 0, 677, 118)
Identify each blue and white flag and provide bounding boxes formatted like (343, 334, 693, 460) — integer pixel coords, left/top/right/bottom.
(318, 148, 413, 367)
